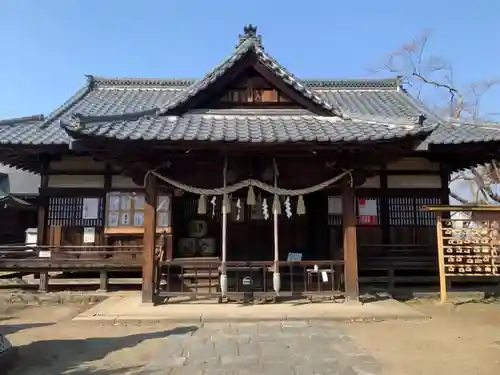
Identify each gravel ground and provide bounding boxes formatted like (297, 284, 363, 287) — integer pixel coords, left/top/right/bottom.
(1, 297, 500, 374)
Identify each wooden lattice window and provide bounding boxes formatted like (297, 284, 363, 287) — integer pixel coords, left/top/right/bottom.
(48, 197, 104, 227)
(388, 197, 440, 226)
(388, 196, 440, 245)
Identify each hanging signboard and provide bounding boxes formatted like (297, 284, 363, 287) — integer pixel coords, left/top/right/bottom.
(83, 227, 96, 244)
(82, 198, 100, 220)
(358, 199, 377, 225)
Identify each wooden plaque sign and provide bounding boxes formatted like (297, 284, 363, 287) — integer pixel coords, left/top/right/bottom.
(442, 221, 498, 276)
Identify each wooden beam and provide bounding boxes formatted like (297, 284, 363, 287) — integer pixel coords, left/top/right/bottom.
(341, 176, 359, 302)
(142, 173, 158, 304)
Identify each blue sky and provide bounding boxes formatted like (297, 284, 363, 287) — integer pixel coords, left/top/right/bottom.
(0, 0, 498, 119)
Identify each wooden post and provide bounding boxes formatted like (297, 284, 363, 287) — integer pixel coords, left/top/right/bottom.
(99, 270, 109, 292)
(272, 201, 280, 295)
(142, 173, 158, 304)
(272, 159, 280, 296)
(37, 172, 49, 293)
(220, 157, 229, 298)
(342, 176, 359, 302)
(436, 213, 447, 303)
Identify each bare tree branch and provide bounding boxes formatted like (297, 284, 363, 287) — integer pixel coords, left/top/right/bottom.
(374, 31, 500, 205)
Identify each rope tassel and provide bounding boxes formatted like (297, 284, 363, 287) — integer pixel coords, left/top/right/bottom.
(197, 195, 207, 215)
(247, 186, 256, 206)
(272, 195, 281, 215)
(296, 195, 306, 215)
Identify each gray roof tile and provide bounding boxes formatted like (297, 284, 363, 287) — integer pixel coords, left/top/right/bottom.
(420, 122, 500, 149)
(63, 110, 434, 144)
(156, 37, 341, 117)
(0, 25, 497, 148)
(0, 76, 440, 146)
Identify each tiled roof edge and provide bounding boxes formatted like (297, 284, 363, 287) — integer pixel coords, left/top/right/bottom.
(0, 114, 45, 126)
(88, 76, 403, 90)
(39, 75, 94, 130)
(68, 108, 158, 125)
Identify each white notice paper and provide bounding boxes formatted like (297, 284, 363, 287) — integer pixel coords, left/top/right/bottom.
(108, 194, 120, 211)
(358, 199, 377, 216)
(286, 252, 303, 262)
(39, 250, 51, 258)
(321, 271, 329, 282)
(328, 196, 342, 215)
(82, 198, 100, 219)
(83, 227, 96, 243)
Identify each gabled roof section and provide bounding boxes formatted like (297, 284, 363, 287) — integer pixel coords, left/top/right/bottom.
(156, 25, 342, 117)
(420, 120, 500, 150)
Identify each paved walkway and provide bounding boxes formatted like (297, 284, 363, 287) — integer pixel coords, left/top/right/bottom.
(74, 294, 425, 323)
(141, 322, 381, 375)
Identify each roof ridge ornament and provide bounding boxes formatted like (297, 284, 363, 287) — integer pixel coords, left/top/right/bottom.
(237, 24, 262, 48)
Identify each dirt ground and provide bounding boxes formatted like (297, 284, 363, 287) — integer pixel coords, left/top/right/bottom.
(347, 298, 500, 375)
(1, 297, 500, 375)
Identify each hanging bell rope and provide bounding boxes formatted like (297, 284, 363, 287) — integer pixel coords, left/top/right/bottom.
(223, 194, 231, 214)
(272, 195, 282, 215)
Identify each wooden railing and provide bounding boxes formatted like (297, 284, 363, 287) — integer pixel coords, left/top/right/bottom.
(358, 244, 438, 288)
(0, 245, 143, 271)
(157, 259, 345, 302)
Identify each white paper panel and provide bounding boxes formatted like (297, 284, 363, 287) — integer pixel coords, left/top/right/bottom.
(360, 175, 380, 188)
(386, 157, 440, 171)
(328, 196, 342, 214)
(49, 156, 106, 171)
(387, 175, 441, 188)
(48, 175, 105, 188)
(111, 175, 141, 188)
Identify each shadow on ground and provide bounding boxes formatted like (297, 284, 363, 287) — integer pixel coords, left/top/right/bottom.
(1, 323, 53, 335)
(7, 325, 199, 375)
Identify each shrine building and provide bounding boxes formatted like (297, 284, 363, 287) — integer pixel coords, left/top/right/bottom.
(1, 25, 500, 304)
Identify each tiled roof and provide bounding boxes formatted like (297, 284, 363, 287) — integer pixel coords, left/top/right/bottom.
(63, 109, 434, 144)
(420, 121, 500, 149)
(1, 25, 498, 148)
(0, 75, 441, 146)
(155, 36, 342, 117)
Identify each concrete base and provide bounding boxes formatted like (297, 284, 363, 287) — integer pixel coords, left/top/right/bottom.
(73, 295, 427, 323)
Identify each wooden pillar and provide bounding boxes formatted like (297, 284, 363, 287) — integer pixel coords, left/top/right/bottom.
(99, 270, 109, 292)
(220, 157, 229, 298)
(379, 164, 390, 244)
(37, 169, 49, 293)
(99, 164, 112, 290)
(341, 176, 359, 302)
(436, 213, 447, 303)
(142, 173, 157, 304)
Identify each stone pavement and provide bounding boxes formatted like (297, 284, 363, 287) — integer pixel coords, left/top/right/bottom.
(74, 294, 426, 323)
(140, 322, 381, 375)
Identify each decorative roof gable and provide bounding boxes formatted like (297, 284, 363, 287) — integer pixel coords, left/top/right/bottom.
(156, 25, 342, 117)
